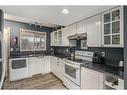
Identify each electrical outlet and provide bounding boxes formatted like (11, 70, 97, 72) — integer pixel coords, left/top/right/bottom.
(101, 52, 105, 57)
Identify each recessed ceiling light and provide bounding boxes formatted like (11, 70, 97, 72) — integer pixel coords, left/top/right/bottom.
(62, 9, 69, 14)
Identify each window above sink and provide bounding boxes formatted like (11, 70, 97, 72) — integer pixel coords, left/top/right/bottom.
(20, 29, 46, 51)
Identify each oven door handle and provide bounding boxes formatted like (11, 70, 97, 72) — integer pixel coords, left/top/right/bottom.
(64, 62, 79, 69)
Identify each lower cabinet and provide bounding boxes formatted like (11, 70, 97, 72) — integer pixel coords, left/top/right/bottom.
(57, 58, 64, 81)
(51, 56, 64, 81)
(44, 56, 51, 74)
(51, 56, 58, 75)
(28, 56, 51, 77)
(28, 57, 37, 76)
(81, 67, 104, 89)
(36, 57, 45, 74)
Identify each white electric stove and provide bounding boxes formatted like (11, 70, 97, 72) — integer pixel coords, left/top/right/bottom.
(63, 50, 94, 89)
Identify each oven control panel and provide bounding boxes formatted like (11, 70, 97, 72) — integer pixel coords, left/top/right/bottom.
(75, 51, 94, 61)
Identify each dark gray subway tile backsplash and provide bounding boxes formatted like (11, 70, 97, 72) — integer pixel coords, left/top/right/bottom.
(53, 45, 123, 67)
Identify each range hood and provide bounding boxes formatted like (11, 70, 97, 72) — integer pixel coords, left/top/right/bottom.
(68, 33, 87, 40)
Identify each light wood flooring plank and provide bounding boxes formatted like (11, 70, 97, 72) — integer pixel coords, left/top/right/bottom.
(3, 73, 67, 90)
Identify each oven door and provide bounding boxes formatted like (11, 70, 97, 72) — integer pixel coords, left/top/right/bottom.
(64, 61, 80, 85)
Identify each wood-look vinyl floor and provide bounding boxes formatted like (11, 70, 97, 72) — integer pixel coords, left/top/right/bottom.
(3, 73, 67, 90)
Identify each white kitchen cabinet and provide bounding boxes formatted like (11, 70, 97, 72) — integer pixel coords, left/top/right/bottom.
(77, 20, 87, 34)
(81, 67, 104, 89)
(102, 7, 123, 47)
(61, 27, 69, 46)
(50, 24, 77, 46)
(50, 32, 55, 46)
(87, 14, 102, 47)
(28, 57, 37, 76)
(51, 56, 57, 75)
(57, 30, 62, 46)
(62, 27, 76, 46)
(36, 57, 45, 74)
(50, 56, 64, 81)
(68, 24, 77, 35)
(44, 56, 51, 74)
(28, 57, 45, 76)
(50, 30, 62, 46)
(54, 31, 57, 46)
(57, 58, 64, 81)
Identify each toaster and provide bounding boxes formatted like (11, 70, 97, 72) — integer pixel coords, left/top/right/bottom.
(92, 56, 105, 64)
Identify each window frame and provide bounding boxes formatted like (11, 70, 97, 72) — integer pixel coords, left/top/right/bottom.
(20, 29, 46, 51)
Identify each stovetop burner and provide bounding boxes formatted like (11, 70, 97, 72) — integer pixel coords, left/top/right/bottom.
(74, 59, 91, 63)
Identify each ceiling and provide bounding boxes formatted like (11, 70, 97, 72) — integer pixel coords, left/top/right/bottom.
(0, 6, 116, 27)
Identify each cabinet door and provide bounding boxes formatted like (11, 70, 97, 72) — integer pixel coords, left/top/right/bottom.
(57, 30, 62, 46)
(68, 24, 77, 35)
(33, 58, 38, 75)
(36, 57, 45, 74)
(77, 20, 87, 34)
(87, 14, 102, 47)
(102, 7, 123, 47)
(81, 67, 104, 89)
(50, 56, 64, 81)
(51, 56, 57, 75)
(28, 57, 37, 76)
(62, 27, 77, 46)
(57, 58, 64, 81)
(68, 24, 77, 46)
(54, 31, 57, 46)
(44, 56, 51, 74)
(28, 58, 32, 76)
(50, 32, 54, 46)
(62, 27, 70, 46)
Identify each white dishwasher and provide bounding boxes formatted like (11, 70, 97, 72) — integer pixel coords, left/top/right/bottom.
(9, 58, 28, 81)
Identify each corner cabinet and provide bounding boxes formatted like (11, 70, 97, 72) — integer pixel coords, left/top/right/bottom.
(81, 67, 104, 89)
(50, 30, 62, 46)
(102, 7, 124, 47)
(51, 25, 77, 46)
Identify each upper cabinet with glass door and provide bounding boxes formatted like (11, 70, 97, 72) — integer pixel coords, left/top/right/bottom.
(102, 7, 123, 47)
(54, 31, 57, 46)
(57, 30, 62, 45)
(51, 30, 62, 46)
